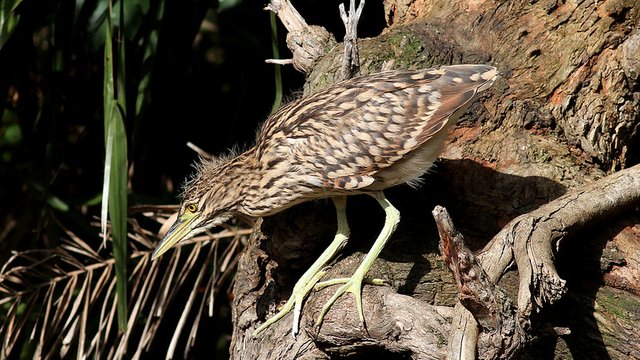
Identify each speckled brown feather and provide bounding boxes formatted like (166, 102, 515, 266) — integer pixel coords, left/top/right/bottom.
(181, 64, 497, 219)
(157, 64, 499, 335)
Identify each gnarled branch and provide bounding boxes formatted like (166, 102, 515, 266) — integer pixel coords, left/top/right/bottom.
(265, 0, 335, 74)
(447, 164, 640, 359)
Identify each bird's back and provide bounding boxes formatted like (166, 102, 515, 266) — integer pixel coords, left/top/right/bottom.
(250, 65, 497, 209)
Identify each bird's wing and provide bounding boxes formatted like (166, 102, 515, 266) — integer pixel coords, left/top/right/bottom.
(256, 65, 497, 190)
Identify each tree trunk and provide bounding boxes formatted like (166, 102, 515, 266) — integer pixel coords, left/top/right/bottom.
(231, 0, 640, 358)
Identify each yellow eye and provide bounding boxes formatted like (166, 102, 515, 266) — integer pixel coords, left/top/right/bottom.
(185, 203, 198, 213)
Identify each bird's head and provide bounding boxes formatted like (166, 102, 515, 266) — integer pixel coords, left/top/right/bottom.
(152, 157, 240, 260)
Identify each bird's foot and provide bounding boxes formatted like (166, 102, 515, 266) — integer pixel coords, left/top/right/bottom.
(252, 269, 326, 338)
(314, 274, 386, 331)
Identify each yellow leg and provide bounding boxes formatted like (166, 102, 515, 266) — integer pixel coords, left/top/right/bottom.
(253, 197, 350, 337)
(314, 191, 400, 330)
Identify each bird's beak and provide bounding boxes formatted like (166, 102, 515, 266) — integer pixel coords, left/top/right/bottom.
(152, 214, 196, 260)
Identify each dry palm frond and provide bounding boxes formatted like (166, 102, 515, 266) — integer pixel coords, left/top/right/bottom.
(0, 205, 253, 359)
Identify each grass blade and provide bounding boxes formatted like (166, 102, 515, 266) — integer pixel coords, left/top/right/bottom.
(269, 11, 282, 114)
(108, 103, 128, 333)
(0, 0, 22, 50)
(103, 7, 129, 333)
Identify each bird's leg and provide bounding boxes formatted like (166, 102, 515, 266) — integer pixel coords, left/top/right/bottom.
(253, 196, 350, 337)
(314, 191, 400, 331)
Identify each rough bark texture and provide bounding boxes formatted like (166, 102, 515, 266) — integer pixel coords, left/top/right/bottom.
(435, 205, 525, 360)
(231, 0, 640, 358)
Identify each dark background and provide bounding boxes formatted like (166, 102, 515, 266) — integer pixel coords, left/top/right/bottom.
(0, 0, 386, 254)
(0, 0, 385, 357)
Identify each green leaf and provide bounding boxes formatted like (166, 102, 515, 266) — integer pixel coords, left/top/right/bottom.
(0, 0, 22, 51)
(117, 0, 126, 112)
(25, 179, 70, 212)
(218, 0, 243, 13)
(132, 1, 163, 152)
(270, 12, 282, 114)
(1, 121, 22, 145)
(103, 19, 114, 142)
(107, 103, 128, 333)
(46, 194, 70, 212)
(102, 10, 128, 333)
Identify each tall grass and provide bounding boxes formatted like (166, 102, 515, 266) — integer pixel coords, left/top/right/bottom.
(0, 0, 280, 357)
(101, 1, 129, 332)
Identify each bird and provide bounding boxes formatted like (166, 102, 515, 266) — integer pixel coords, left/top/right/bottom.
(152, 64, 498, 337)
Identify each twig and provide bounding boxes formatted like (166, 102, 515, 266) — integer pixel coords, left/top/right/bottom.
(265, 59, 294, 65)
(266, 0, 335, 74)
(339, 0, 365, 80)
(186, 142, 213, 160)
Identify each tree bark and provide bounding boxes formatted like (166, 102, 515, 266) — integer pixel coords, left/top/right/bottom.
(231, 0, 640, 358)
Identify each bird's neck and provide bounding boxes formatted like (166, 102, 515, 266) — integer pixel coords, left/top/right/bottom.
(214, 149, 263, 214)
(224, 147, 301, 218)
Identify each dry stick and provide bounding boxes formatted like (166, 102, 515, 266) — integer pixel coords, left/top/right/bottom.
(266, 0, 333, 74)
(434, 206, 524, 360)
(264, 59, 294, 65)
(186, 142, 213, 160)
(446, 164, 640, 360)
(338, 0, 365, 80)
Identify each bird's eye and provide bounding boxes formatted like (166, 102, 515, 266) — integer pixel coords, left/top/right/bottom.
(185, 203, 198, 213)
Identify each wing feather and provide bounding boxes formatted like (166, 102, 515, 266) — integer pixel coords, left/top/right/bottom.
(256, 65, 497, 190)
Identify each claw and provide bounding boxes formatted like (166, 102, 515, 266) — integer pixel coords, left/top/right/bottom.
(314, 192, 400, 332)
(253, 193, 399, 337)
(314, 275, 387, 331)
(253, 197, 350, 338)
(316, 276, 365, 329)
(252, 269, 326, 337)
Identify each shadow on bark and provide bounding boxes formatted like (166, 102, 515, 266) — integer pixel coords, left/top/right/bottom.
(232, 159, 572, 358)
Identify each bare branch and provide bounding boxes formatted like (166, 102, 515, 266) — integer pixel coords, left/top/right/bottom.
(265, 58, 294, 65)
(433, 206, 525, 359)
(266, 0, 335, 74)
(447, 164, 640, 359)
(186, 142, 213, 160)
(338, 0, 365, 80)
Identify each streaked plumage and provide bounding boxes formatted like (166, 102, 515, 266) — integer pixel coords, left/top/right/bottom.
(182, 65, 496, 216)
(153, 64, 498, 337)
